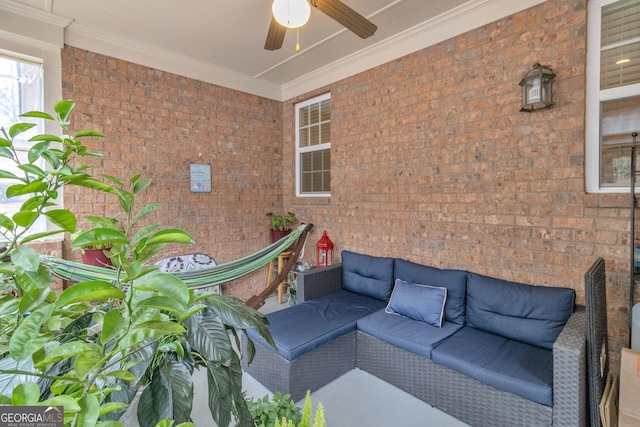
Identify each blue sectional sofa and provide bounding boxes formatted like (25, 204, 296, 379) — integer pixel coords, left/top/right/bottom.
(242, 251, 586, 427)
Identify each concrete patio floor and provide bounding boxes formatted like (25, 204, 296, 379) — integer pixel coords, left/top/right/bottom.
(192, 293, 470, 427)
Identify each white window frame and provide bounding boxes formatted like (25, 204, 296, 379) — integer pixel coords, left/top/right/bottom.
(295, 93, 331, 197)
(586, 0, 640, 193)
(0, 4, 67, 238)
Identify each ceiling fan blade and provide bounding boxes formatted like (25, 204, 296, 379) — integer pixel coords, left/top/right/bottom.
(265, 16, 287, 50)
(313, 0, 377, 39)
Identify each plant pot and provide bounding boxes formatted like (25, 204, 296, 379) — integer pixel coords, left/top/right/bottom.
(270, 229, 292, 243)
(81, 248, 113, 268)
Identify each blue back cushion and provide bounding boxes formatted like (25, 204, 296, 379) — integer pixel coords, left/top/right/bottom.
(394, 259, 467, 325)
(466, 272, 576, 349)
(342, 251, 395, 301)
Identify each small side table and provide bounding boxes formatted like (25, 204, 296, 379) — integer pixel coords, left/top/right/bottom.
(266, 250, 293, 304)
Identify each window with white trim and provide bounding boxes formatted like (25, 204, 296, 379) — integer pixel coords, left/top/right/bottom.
(0, 54, 46, 234)
(587, 0, 640, 192)
(295, 93, 331, 197)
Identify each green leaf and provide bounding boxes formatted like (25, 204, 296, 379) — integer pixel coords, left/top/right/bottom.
(18, 163, 46, 178)
(76, 129, 105, 138)
(136, 272, 190, 306)
(44, 209, 77, 233)
(12, 210, 38, 228)
(85, 215, 118, 228)
(0, 170, 20, 180)
(0, 137, 11, 147)
(187, 309, 231, 362)
(28, 133, 62, 143)
(103, 370, 136, 382)
(9, 304, 54, 361)
(133, 320, 185, 336)
(137, 357, 193, 427)
(146, 229, 195, 246)
(205, 360, 234, 427)
(11, 382, 40, 406)
(177, 303, 206, 324)
(9, 122, 36, 138)
(77, 393, 100, 427)
(20, 229, 65, 244)
(11, 246, 41, 272)
(71, 228, 128, 250)
(18, 287, 51, 314)
(0, 146, 14, 160)
(137, 296, 186, 314)
(0, 213, 14, 231)
(7, 181, 47, 198)
(64, 176, 117, 194)
(41, 395, 81, 413)
(134, 203, 162, 223)
(21, 111, 55, 121)
(21, 195, 47, 211)
(13, 265, 52, 292)
(35, 341, 101, 368)
(27, 141, 51, 163)
(55, 281, 125, 307)
(75, 351, 103, 380)
(101, 174, 125, 189)
(54, 100, 75, 123)
(131, 224, 160, 245)
(132, 178, 152, 195)
(101, 309, 126, 343)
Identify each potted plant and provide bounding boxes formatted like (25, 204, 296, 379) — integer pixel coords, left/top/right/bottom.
(267, 212, 296, 243)
(71, 217, 118, 267)
(0, 100, 274, 427)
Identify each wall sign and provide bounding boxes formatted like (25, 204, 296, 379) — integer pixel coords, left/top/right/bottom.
(190, 163, 211, 192)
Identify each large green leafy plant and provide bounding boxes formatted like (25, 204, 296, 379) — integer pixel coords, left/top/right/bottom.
(0, 101, 272, 427)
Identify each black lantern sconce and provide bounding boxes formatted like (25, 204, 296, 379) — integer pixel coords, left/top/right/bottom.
(519, 63, 556, 112)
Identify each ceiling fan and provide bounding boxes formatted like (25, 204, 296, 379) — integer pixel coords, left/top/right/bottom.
(265, 0, 378, 51)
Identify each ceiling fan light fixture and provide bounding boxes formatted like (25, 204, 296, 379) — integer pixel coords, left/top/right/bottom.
(272, 0, 311, 29)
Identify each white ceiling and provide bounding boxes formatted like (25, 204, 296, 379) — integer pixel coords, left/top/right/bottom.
(3, 0, 546, 101)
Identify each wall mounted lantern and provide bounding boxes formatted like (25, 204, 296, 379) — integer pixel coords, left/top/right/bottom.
(519, 63, 556, 112)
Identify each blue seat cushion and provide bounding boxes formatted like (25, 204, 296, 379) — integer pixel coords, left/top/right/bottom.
(394, 258, 467, 325)
(246, 290, 386, 360)
(466, 272, 575, 349)
(342, 251, 395, 301)
(358, 310, 462, 359)
(431, 326, 554, 406)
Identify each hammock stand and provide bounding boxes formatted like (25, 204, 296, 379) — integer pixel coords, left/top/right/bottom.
(41, 223, 313, 310)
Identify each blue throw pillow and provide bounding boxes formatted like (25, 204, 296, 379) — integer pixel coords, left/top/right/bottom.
(385, 279, 448, 328)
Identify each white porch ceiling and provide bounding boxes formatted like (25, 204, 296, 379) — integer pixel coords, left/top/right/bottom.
(3, 0, 546, 100)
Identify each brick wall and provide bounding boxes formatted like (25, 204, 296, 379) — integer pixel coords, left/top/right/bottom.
(284, 0, 633, 365)
(59, 0, 635, 367)
(61, 46, 284, 299)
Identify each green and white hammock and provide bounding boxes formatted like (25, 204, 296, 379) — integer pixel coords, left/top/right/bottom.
(40, 225, 307, 290)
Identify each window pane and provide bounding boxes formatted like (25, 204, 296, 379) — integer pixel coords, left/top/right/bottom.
(601, 0, 640, 89)
(299, 149, 330, 193)
(300, 105, 309, 127)
(0, 55, 45, 234)
(320, 99, 331, 122)
(600, 95, 640, 185)
(299, 127, 309, 147)
(321, 122, 331, 144)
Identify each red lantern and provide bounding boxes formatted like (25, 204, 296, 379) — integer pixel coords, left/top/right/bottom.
(316, 231, 334, 267)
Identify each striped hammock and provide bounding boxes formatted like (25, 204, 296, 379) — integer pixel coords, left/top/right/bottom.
(40, 226, 305, 290)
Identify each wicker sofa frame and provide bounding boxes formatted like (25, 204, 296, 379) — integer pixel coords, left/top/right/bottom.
(242, 263, 587, 427)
